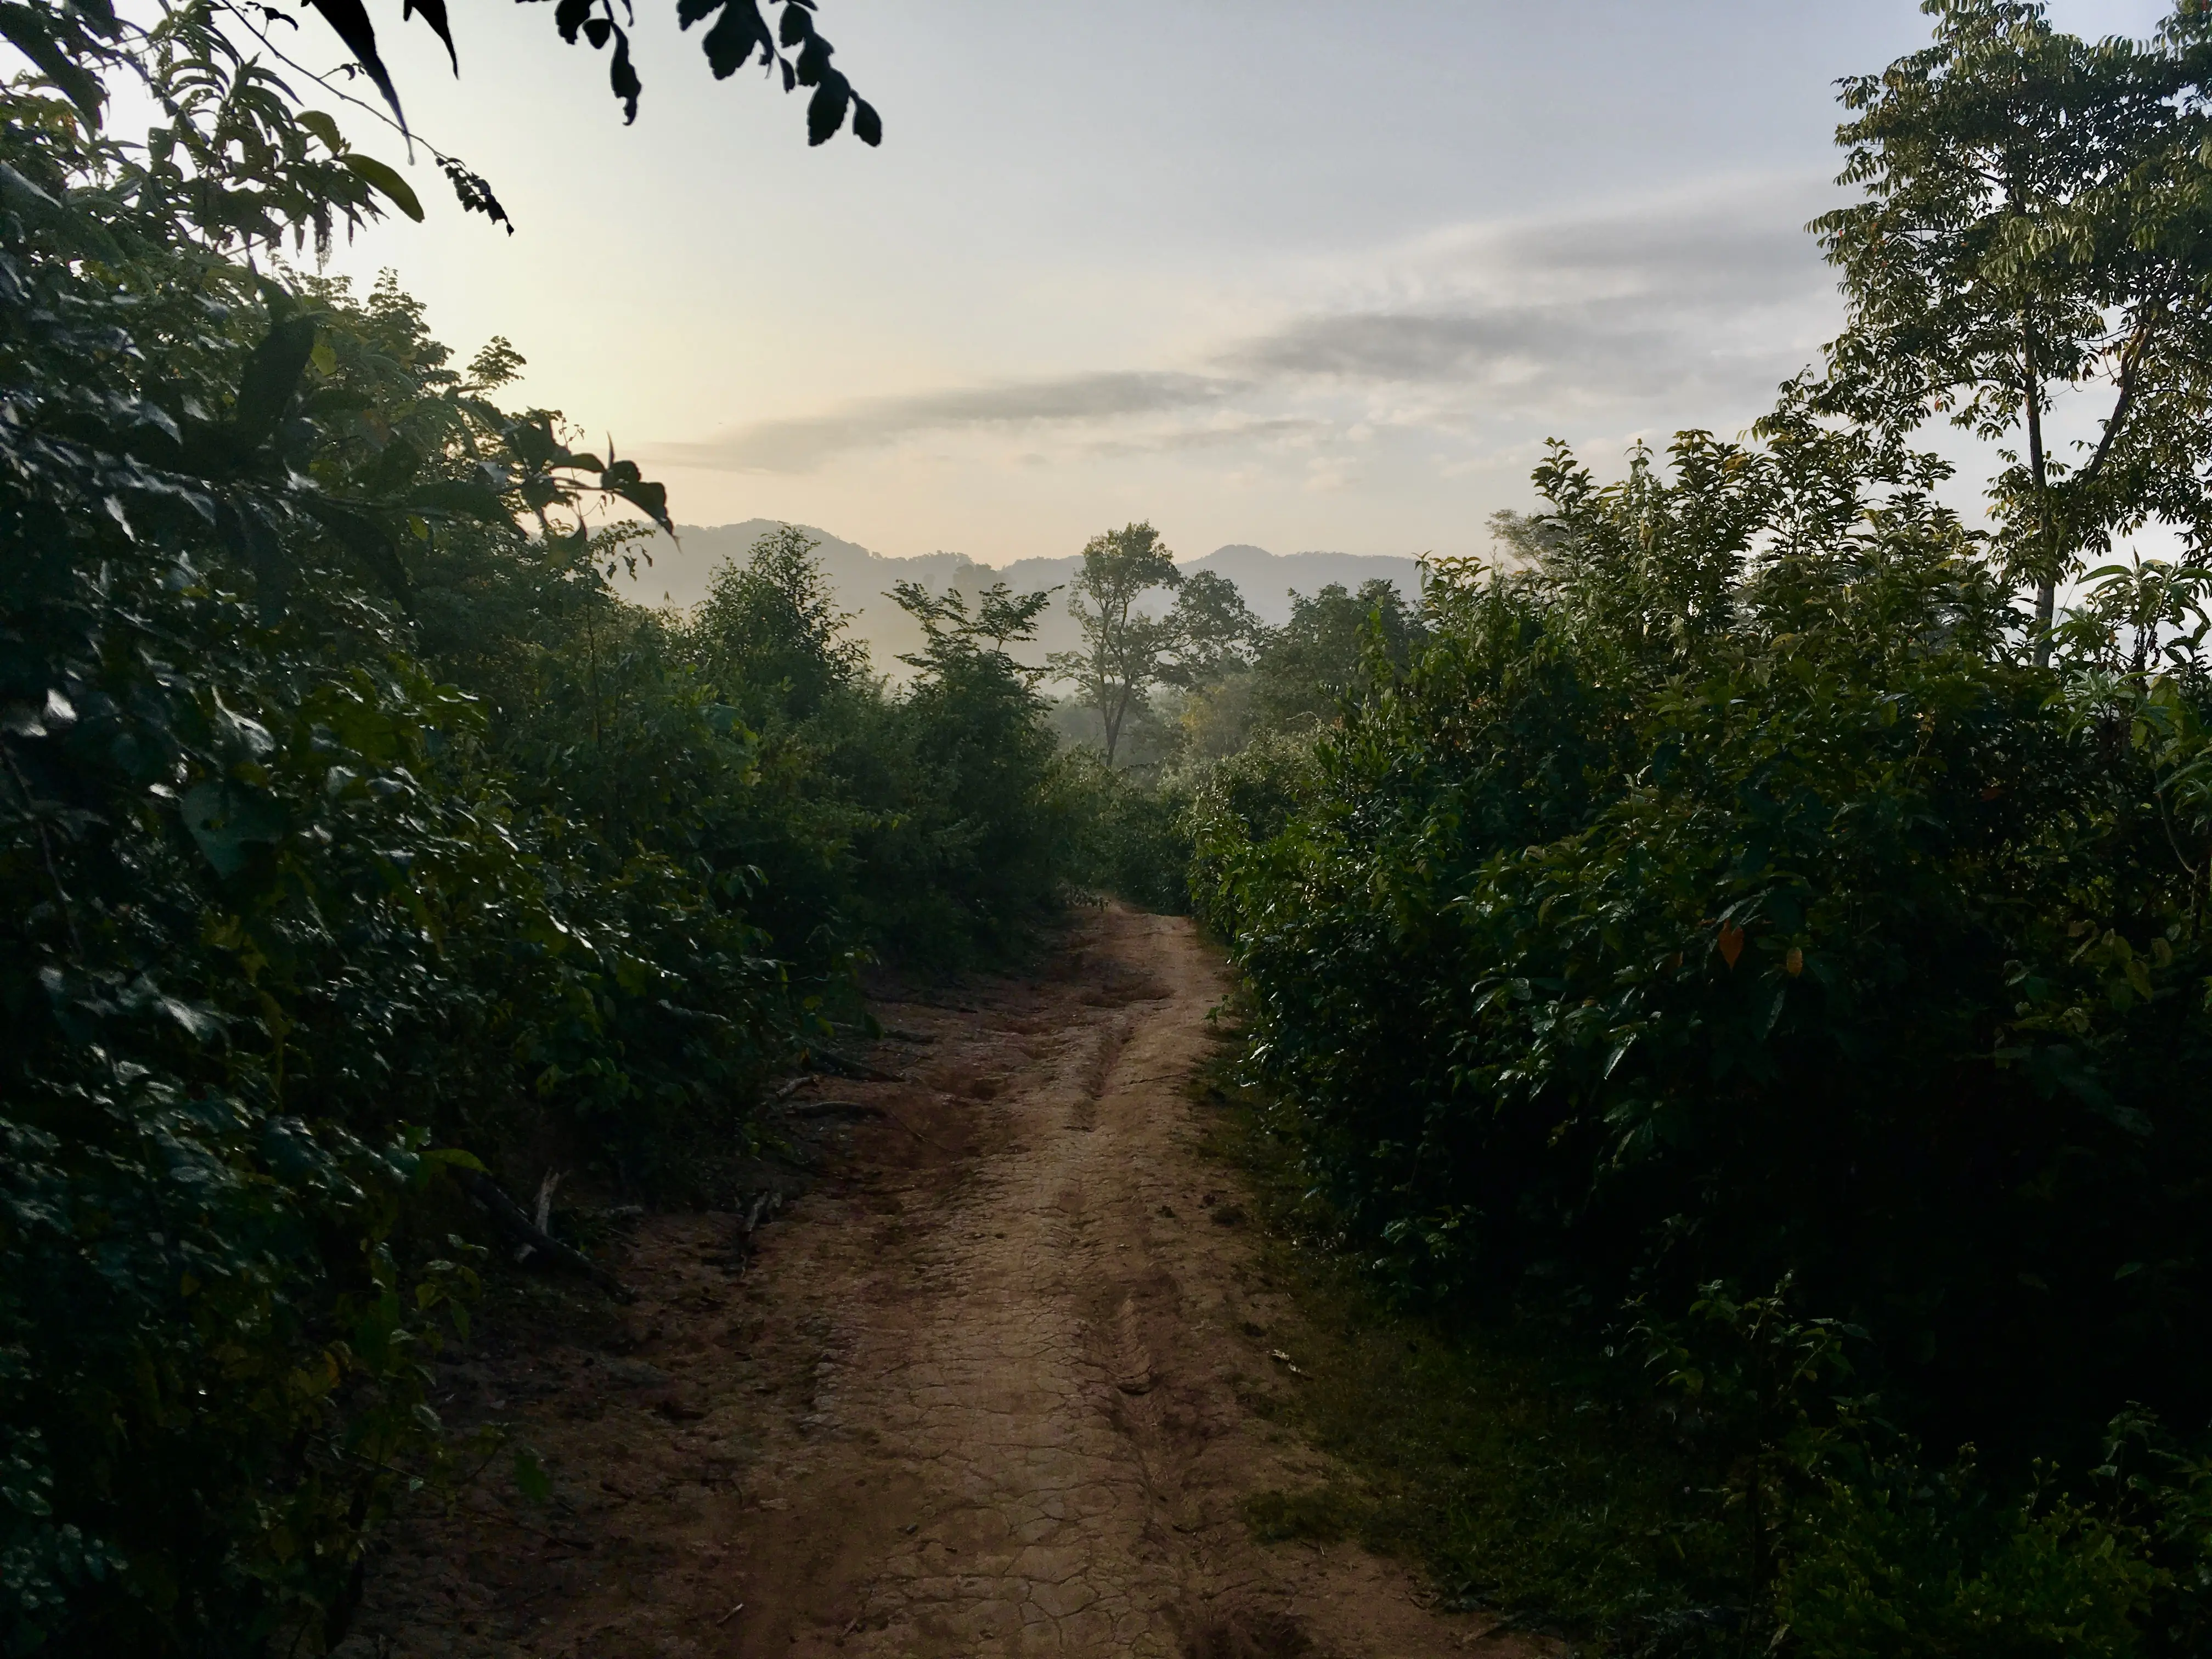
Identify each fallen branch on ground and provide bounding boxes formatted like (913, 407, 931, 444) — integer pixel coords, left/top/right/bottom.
(454, 1168, 637, 1302)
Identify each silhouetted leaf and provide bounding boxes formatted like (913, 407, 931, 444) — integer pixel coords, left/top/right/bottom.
(555, 0, 594, 45)
(337, 152, 423, 222)
(610, 28, 641, 123)
(302, 0, 405, 129)
(698, 0, 771, 78)
(440, 156, 513, 232)
(806, 71, 849, 145)
(401, 0, 458, 73)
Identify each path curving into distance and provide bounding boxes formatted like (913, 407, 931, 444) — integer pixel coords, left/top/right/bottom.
(343, 907, 1537, 1659)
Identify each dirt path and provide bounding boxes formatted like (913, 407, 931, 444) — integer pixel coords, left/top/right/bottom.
(345, 907, 1530, 1659)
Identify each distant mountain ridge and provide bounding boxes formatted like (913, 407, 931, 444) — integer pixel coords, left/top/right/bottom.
(613, 521, 1425, 673)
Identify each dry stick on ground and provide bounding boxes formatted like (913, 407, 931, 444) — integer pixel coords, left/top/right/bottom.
(453, 1168, 637, 1302)
(515, 1170, 563, 1265)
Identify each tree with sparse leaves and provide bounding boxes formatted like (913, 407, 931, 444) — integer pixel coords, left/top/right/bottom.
(1050, 522, 1184, 769)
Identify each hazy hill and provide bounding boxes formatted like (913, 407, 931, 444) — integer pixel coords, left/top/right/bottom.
(613, 521, 1425, 675)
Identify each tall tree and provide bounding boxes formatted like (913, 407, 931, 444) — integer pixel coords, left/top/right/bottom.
(1813, 0, 2212, 663)
(1050, 521, 1182, 768)
(1162, 569, 1266, 687)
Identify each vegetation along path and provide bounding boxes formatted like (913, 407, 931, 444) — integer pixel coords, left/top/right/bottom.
(342, 906, 1528, 1659)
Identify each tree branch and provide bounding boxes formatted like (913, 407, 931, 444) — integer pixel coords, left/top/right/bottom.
(2076, 311, 2159, 492)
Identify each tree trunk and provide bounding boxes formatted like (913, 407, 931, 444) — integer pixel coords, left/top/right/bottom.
(2024, 326, 2057, 667)
(1101, 679, 1128, 768)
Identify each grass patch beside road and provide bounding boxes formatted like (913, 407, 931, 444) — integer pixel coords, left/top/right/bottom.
(1194, 1053, 1757, 1655)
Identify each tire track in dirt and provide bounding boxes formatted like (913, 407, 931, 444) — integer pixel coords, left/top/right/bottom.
(341, 906, 1536, 1659)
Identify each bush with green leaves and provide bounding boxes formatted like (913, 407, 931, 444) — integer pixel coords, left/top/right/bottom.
(1195, 421, 2212, 1650)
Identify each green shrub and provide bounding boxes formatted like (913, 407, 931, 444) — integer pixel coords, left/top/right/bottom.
(1198, 426, 2212, 1650)
(1780, 1463, 2156, 1659)
(1051, 748, 1194, 913)
(1203, 430, 2212, 1443)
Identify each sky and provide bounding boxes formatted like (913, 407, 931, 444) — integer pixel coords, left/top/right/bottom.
(305, 0, 2176, 567)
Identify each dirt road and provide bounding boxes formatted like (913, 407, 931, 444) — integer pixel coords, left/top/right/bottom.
(345, 907, 1527, 1658)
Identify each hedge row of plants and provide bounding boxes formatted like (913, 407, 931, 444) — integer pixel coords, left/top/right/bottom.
(1189, 417, 2212, 1653)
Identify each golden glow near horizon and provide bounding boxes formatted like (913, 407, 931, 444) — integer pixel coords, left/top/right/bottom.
(317, 0, 2171, 567)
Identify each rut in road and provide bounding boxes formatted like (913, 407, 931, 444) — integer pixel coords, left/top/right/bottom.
(342, 907, 1536, 1659)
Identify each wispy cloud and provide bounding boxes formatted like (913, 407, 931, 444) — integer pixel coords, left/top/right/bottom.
(1222, 175, 1839, 410)
(653, 176, 1845, 477)
(654, 370, 1244, 473)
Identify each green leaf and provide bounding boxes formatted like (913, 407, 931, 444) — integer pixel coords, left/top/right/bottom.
(511, 1447, 552, 1504)
(180, 782, 287, 877)
(233, 313, 322, 451)
(297, 110, 346, 154)
(0, 3, 106, 124)
(338, 152, 424, 222)
(419, 1147, 488, 1175)
(407, 479, 511, 523)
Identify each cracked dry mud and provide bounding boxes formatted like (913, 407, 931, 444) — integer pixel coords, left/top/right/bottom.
(343, 906, 1537, 1659)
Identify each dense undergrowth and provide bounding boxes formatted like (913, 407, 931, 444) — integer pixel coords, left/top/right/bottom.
(0, 15, 1079, 1653)
(1191, 422, 2212, 1655)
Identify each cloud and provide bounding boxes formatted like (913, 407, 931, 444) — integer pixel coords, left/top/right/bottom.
(652, 176, 1848, 477)
(653, 370, 1244, 473)
(1220, 176, 1842, 411)
(1079, 416, 1328, 459)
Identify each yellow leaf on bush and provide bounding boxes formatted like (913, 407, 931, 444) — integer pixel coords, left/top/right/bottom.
(1719, 922, 1745, 968)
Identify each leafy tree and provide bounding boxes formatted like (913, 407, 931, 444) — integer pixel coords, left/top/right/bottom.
(1050, 521, 1183, 768)
(1814, 0, 2212, 662)
(1249, 578, 1426, 731)
(878, 579, 1066, 955)
(693, 524, 869, 725)
(892, 578, 1057, 669)
(1161, 568, 1265, 687)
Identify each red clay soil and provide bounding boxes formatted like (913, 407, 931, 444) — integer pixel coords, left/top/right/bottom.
(336, 906, 1539, 1659)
